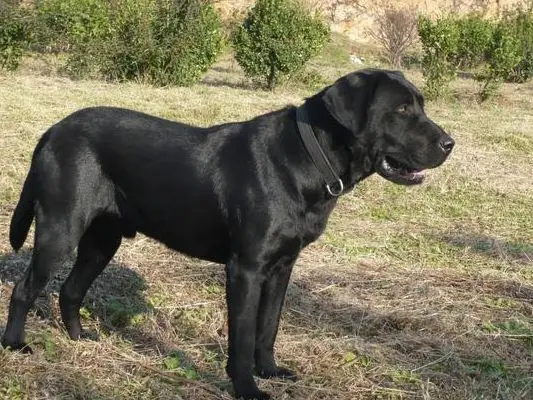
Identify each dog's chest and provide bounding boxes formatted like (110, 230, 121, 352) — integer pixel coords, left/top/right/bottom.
(299, 201, 336, 246)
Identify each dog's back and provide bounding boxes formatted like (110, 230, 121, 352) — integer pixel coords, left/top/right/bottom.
(9, 107, 252, 262)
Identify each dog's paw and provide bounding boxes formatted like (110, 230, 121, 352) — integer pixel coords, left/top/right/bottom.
(235, 389, 271, 400)
(231, 376, 271, 400)
(1, 340, 33, 354)
(256, 366, 297, 381)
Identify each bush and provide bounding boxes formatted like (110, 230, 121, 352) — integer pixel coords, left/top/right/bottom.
(369, 5, 418, 68)
(148, 0, 225, 86)
(67, 0, 224, 86)
(476, 23, 521, 101)
(231, 0, 329, 90)
(417, 7, 531, 102)
(501, 5, 533, 82)
(84, 0, 156, 82)
(417, 16, 459, 99)
(33, 0, 110, 52)
(0, 2, 30, 71)
(453, 15, 494, 68)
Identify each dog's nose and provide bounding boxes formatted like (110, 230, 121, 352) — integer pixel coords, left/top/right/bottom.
(439, 138, 455, 154)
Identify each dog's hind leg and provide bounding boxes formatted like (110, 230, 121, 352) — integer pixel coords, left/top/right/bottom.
(59, 215, 122, 340)
(1, 207, 80, 352)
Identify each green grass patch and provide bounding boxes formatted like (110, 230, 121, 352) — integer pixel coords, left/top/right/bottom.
(162, 351, 199, 380)
(484, 131, 533, 154)
(314, 33, 352, 68)
(483, 318, 533, 348)
(0, 378, 27, 400)
(104, 297, 147, 328)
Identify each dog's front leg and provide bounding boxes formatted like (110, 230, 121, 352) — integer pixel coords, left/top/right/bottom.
(225, 257, 270, 400)
(254, 255, 298, 381)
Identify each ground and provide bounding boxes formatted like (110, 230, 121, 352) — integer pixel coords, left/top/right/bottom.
(0, 42, 532, 400)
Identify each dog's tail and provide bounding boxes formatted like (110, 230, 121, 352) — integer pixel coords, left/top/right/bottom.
(10, 172, 35, 251)
(9, 130, 50, 251)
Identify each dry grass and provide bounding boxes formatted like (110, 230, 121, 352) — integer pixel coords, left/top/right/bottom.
(0, 47, 532, 400)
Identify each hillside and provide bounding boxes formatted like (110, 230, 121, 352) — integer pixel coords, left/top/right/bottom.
(214, 0, 526, 41)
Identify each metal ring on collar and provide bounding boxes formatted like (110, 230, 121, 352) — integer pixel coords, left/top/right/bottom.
(326, 179, 344, 197)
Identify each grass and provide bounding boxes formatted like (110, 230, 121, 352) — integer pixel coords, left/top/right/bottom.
(0, 40, 532, 400)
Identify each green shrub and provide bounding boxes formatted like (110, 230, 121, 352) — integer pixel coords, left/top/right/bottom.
(148, 0, 225, 86)
(92, 0, 155, 82)
(231, 0, 329, 90)
(417, 16, 459, 99)
(501, 5, 533, 82)
(67, 0, 224, 86)
(417, 8, 531, 101)
(0, 2, 30, 71)
(33, 0, 110, 52)
(453, 15, 494, 68)
(476, 23, 521, 101)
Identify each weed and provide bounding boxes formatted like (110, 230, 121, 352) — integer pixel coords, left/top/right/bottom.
(162, 351, 199, 380)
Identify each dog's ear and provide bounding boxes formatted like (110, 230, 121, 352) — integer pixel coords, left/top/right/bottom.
(322, 69, 379, 134)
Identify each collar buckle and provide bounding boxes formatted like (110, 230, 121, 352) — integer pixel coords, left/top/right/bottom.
(326, 179, 344, 197)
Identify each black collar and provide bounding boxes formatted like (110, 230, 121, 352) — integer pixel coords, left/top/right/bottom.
(296, 105, 344, 197)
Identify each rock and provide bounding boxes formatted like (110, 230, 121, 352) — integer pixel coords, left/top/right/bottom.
(349, 55, 364, 65)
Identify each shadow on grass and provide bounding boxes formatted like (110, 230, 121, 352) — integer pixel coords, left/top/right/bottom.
(0, 249, 150, 330)
(2, 244, 531, 398)
(0, 249, 232, 398)
(281, 267, 533, 398)
(437, 232, 533, 265)
(200, 76, 258, 91)
(210, 65, 237, 74)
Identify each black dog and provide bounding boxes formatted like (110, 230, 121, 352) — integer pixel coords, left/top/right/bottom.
(2, 69, 453, 399)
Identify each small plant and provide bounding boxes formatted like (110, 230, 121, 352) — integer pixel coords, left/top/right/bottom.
(0, 2, 30, 71)
(386, 368, 422, 385)
(465, 358, 509, 378)
(79, 306, 92, 320)
(482, 318, 533, 347)
(369, 5, 418, 68)
(231, 0, 329, 90)
(163, 351, 199, 379)
(0, 378, 26, 400)
(105, 297, 145, 328)
(204, 283, 223, 294)
(417, 16, 459, 99)
(343, 351, 357, 364)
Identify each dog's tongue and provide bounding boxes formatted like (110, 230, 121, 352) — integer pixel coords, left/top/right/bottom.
(402, 169, 426, 180)
(407, 170, 426, 181)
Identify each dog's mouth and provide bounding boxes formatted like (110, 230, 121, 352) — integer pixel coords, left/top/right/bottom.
(377, 156, 426, 185)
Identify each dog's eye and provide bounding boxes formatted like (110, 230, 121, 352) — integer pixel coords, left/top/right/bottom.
(396, 104, 410, 115)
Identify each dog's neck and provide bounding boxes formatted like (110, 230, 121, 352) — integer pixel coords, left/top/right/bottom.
(299, 93, 374, 196)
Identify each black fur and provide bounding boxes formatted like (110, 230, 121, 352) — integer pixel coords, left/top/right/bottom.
(2, 69, 453, 399)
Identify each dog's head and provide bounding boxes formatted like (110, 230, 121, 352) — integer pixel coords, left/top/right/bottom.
(322, 69, 454, 185)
